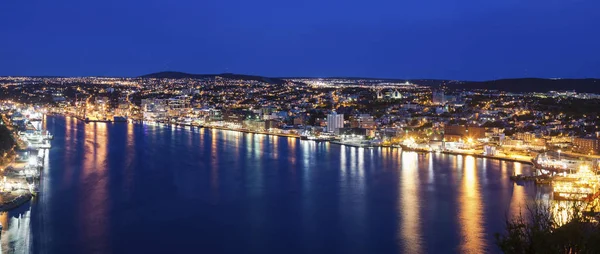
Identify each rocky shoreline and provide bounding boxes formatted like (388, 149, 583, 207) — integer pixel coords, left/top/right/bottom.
(0, 192, 32, 212)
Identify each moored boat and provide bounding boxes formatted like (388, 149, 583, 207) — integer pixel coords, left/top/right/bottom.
(113, 116, 127, 122)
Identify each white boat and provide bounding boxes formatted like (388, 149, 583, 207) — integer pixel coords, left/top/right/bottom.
(29, 183, 39, 196)
(43, 131, 53, 140)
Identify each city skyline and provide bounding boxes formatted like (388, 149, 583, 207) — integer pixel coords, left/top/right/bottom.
(0, 65, 599, 253)
(2, 0, 600, 253)
(1, 0, 599, 80)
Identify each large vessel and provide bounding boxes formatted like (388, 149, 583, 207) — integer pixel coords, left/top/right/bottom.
(23, 131, 52, 149)
(552, 166, 600, 201)
(308, 136, 333, 142)
(304, 132, 336, 142)
(113, 116, 127, 122)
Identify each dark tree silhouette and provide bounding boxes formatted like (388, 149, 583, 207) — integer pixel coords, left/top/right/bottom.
(496, 202, 600, 253)
(0, 125, 15, 152)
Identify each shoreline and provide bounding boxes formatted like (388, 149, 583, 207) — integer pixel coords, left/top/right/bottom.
(400, 146, 533, 164)
(152, 121, 301, 139)
(173, 122, 535, 165)
(193, 124, 299, 139)
(0, 193, 32, 212)
(334, 142, 534, 165)
(438, 150, 533, 165)
(62, 114, 535, 165)
(65, 114, 303, 139)
(0, 113, 35, 212)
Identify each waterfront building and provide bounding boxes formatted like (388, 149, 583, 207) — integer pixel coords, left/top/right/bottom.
(483, 145, 498, 156)
(574, 137, 600, 155)
(208, 109, 222, 122)
(223, 112, 245, 127)
(515, 132, 537, 143)
(243, 119, 267, 132)
(443, 125, 485, 142)
(338, 127, 367, 137)
(351, 114, 375, 129)
(327, 112, 344, 134)
(141, 98, 168, 121)
(167, 95, 191, 117)
(549, 135, 573, 144)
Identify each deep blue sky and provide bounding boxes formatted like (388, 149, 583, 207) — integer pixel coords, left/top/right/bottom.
(1, 0, 599, 80)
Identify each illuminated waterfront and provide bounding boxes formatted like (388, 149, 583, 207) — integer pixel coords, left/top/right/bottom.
(0, 116, 548, 253)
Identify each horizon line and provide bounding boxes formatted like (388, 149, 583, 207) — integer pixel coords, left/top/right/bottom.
(1, 71, 598, 83)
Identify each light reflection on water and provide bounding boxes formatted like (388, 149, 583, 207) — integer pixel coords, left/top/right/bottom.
(79, 122, 110, 253)
(399, 152, 422, 254)
(210, 129, 219, 196)
(459, 156, 484, 254)
(0, 209, 32, 254)
(123, 123, 135, 199)
(0, 117, 545, 254)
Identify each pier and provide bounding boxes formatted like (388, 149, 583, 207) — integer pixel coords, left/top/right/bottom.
(0, 110, 51, 211)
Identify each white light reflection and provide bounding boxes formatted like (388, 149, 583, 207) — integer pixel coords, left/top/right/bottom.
(357, 147, 364, 178)
(0, 209, 32, 253)
(428, 153, 434, 184)
(399, 152, 422, 254)
(349, 147, 357, 178)
(459, 156, 484, 253)
(514, 162, 522, 176)
(340, 146, 347, 178)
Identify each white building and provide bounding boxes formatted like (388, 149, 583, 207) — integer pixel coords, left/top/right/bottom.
(327, 112, 344, 134)
(141, 98, 168, 121)
(432, 91, 446, 105)
(375, 89, 402, 100)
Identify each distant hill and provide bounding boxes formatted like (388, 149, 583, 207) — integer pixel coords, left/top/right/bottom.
(279, 76, 450, 86)
(140, 71, 204, 79)
(140, 72, 600, 93)
(140, 72, 286, 85)
(450, 78, 600, 93)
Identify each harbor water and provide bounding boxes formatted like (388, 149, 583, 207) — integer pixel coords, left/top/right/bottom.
(0, 116, 549, 253)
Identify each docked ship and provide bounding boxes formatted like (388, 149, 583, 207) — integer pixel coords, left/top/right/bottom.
(534, 151, 600, 201)
(22, 130, 52, 149)
(308, 136, 334, 142)
(301, 132, 335, 142)
(113, 116, 127, 122)
(43, 130, 53, 140)
(28, 112, 43, 122)
(552, 166, 600, 201)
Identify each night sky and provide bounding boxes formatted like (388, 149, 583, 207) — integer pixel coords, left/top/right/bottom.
(1, 0, 599, 80)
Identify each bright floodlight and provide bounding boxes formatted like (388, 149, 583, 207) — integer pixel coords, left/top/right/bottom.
(29, 157, 37, 166)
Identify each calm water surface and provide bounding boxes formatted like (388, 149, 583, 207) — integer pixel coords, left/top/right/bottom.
(0, 116, 549, 253)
